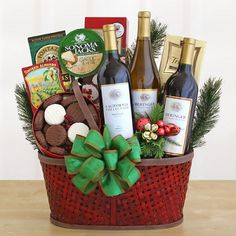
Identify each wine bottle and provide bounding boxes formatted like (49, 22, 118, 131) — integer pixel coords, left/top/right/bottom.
(131, 11, 161, 115)
(97, 24, 134, 139)
(163, 38, 198, 156)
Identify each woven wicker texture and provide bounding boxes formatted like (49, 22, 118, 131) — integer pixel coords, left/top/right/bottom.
(40, 153, 192, 227)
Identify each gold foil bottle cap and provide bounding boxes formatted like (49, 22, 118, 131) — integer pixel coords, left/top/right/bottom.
(137, 11, 151, 38)
(138, 11, 151, 18)
(183, 37, 196, 45)
(103, 24, 116, 32)
(180, 37, 196, 65)
(103, 24, 117, 51)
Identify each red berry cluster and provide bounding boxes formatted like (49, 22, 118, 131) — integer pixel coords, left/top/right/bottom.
(135, 117, 180, 137)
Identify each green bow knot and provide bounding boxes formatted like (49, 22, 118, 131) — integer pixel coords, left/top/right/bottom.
(65, 126, 141, 197)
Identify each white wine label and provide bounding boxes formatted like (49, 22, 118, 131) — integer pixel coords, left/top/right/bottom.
(163, 96, 192, 155)
(131, 89, 157, 115)
(101, 82, 133, 139)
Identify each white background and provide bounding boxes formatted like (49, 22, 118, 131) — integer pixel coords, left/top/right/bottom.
(0, 0, 235, 180)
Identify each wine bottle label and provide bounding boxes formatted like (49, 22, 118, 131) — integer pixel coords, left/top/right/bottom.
(131, 89, 157, 115)
(101, 82, 133, 139)
(163, 96, 192, 155)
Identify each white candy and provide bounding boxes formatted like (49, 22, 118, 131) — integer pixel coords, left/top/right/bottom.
(68, 122, 89, 142)
(44, 104, 66, 125)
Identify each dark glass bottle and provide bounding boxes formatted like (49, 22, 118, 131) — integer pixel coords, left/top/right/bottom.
(163, 38, 198, 156)
(131, 11, 161, 115)
(97, 24, 134, 139)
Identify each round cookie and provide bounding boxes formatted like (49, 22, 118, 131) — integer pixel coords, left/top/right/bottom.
(66, 103, 85, 123)
(49, 146, 66, 155)
(61, 95, 77, 107)
(44, 104, 66, 125)
(35, 131, 48, 149)
(43, 94, 62, 109)
(45, 125, 67, 146)
(68, 122, 89, 142)
(43, 124, 50, 134)
(34, 110, 44, 131)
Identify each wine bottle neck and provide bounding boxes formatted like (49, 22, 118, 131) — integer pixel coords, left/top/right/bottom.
(137, 16, 150, 39)
(103, 25, 118, 51)
(177, 64, 193, 73)
(105, 50, 120, 60)
(179, 40, 195, 65)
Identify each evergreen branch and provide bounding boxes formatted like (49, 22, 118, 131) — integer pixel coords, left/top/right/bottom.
(140, 137, 165, 159)
(15, 83, 38, 150)
(191, 77, 222, 148)
(150, 19, 167, 58)
(125, 19, 167, 68)
(147, 104, 164, 123)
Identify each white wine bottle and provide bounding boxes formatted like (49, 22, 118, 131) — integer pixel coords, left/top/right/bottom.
(131, 11, 161, 115)
(97, 24, 134, 139)
(163, 38, 198, 156)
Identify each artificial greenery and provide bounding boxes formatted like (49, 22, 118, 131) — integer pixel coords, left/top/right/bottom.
(136, 104, 165, 159)
(148, 104, 164, 123)
(139, 136, 165, 159)
(125, 19, 167, 68)
(191, 77, 222, 148)
(15, 83, 38, 150)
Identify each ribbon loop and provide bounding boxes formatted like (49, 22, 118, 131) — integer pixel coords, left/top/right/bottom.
(112, 135, 132, 159)
(103, 150, 118, 170)
(84, 130, 105, 158)
(71, 135, 90, 158)
(117, 157, 141, 187)
(100, 172, 124, 197)
(127, 136, 141, 163)
(79, 157, 104, 182)
(64, 155, 85, 174)
(72, 175, 97, 194)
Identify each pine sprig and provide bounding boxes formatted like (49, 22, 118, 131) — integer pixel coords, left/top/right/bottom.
(147, 104, 164, 123)
(125, 19, 167, 68)
(150, 19, 167, 58)
(140, 137, 165, 159)
(191, 77, 222, 148)
(15, 83, 38, 150)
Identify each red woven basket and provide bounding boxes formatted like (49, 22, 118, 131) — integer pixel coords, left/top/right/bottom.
(39, 152, 193, 229)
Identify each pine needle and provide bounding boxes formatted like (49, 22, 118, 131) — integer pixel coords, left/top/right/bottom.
(150, 19, 167, 58)
(147, 104, 164, 123)
(15, 83, 38, 150)
(191, 77, 222, 148)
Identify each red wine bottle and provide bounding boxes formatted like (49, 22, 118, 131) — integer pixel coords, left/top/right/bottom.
(163, 38, 198, 156)
(97, 24, 134, 139)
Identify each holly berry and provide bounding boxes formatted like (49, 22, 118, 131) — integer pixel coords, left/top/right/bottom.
(164, 126, 170, 134)
(157, 120, 164, 127)
(157, 127, 165, 136)
(136, 117, 151, 131)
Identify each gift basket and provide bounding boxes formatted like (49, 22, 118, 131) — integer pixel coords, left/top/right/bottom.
(15, 11, 222, 229)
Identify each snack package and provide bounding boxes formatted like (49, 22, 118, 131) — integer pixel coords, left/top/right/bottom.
(85, 17, 128, 61)
(159, 35, 206, 85)
(28, 31, 72, 90)
(22, 60, 65, 113)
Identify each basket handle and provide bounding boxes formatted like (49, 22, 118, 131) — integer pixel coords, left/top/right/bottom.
(72, 80, 100, 131)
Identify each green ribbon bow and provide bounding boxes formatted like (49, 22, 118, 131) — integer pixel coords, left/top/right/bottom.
(65, 126, 141, 197)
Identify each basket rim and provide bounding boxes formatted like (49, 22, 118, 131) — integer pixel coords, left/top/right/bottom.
(38, 151, 193, 166)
